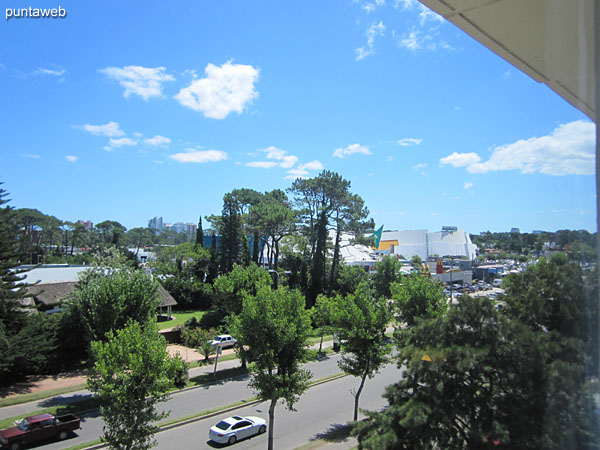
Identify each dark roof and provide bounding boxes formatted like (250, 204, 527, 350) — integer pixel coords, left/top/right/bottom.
(25, 281, 177, 308)
(157, 285, 177, 308)
(27, 282, 76, 306)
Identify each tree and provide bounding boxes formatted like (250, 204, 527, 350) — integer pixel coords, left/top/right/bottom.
(72, 268, 161, 345)
(195, 216, 204, 248)
(0, 184, 57, 383)
(335, 263, 369, 296)
(390, 274, 447, 327)
(88, 321, 186, 450)
(353, 296, 546, 450)
(230, 286, 312, 450)
(354, 262, 599, 450)
(219, 199, 242, 273)
(310, 294, 339, 353)
(335, 282, 391, 421)
(213, 263, 272, 318)
(371, 255, 402, 299)
(288, 171, 372, 307)
(96, 220, 126, 247)
(248, 189, 295, 271)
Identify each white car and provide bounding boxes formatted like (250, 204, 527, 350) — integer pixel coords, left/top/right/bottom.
(210, 334, 237, 348)
(208, 415, 267, 445)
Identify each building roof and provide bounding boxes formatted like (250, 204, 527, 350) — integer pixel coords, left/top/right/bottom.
(20, 269, 177, 308)
(419, 0, 595, 120)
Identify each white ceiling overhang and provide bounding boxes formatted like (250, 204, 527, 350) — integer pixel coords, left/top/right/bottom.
(418, 0, 596, 121)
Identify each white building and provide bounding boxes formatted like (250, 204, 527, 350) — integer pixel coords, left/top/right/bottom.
(375, 228, 477, 261)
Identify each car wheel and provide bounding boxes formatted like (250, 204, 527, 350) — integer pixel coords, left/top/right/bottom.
(59, 430, 68, 440)
(228, 435, 237, 445)
(9, 442, 21, 450)
(259, 425, 266, 434)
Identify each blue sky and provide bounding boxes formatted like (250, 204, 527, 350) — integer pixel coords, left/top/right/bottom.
(1, 0, 595, 234)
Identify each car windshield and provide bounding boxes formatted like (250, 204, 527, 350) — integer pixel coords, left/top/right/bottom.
(215, 421, 231, 431)
(214, 336, 222, 341)
(16, 419, 29, 431)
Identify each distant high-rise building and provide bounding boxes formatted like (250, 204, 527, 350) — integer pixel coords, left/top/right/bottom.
(532, 230, 544, 235)
(172, 222, 186, 234)
(510, 228, 520, 233)
(77, 220, 93, 230)
(148, 217, 164, 231)
(186, 222, 197, 236)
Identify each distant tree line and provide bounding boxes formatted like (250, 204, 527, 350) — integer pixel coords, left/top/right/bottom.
(472, 229, 596, 262)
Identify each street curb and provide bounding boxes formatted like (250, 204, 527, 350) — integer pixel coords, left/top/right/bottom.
(80, 372, 348, 450)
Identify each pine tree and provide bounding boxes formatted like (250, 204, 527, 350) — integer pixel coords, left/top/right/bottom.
(195, 216, 204, 248)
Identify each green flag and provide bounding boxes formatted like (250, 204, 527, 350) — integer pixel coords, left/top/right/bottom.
(370, 225, 383, 249)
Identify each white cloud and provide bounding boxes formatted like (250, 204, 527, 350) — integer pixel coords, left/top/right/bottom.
(285, 168, 310, 180)
(169, 149, 228, 163)
(22, 153, 40, 159)
(356, 21, 385, 61)
(107, 137, 137, 148)
(300, 160, 323, 171)
(285, 161, 323, 179)
(265, 146, 298, 168)
(80, 121, 124, 137)
(247, 146, 299, 169)
(418, 4, 444, 25)
(175, 61, 259, 119)
(144, 135, 171, 147)
(393, 0, 416, 9)
(35, 67, 66, 77)
(65, 155, 78, 163)
(413, 162, 427, 175)
(333, 143, 372, 158)
(99, 66, 174, 101)
(439, 152, 481, 168)
(443, 121, 595, 176)
(362, 0, 385, 13)
(247, 161, 278, 169)
(398, 28, 421, 51)
(398, 137, 422, 146)
(464, 182, 474, 190)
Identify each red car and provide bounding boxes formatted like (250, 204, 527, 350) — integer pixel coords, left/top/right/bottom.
(0, 413, 81, 450)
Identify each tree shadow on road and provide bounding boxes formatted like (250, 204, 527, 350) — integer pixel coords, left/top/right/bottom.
(311, 422, 354, 443)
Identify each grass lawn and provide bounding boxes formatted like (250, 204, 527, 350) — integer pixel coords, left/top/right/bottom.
(157, 309, 207, 330)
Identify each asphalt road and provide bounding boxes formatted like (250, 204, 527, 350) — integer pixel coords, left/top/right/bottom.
(7, 353, 404, 450)
(152, 362, 403, 450)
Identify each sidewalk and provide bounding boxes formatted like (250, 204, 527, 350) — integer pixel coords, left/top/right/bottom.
(0, 345, 238, 402)
(1, 338, 336, 403)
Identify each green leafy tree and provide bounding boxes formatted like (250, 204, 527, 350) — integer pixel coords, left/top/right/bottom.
(230, 286, 312, 450)
(371, 255, 402, 299)
(335, 263, 369, 296)
(88, 321, 186, 450)
(354, 261, 599, 450)
(390, 274, 447, 327)
(72, 268, 161, 345)
(335, 282, 391, 421)
(212, 263, 272, 317)
(310, 294, 339, 353)
(353, 296, 546, 450)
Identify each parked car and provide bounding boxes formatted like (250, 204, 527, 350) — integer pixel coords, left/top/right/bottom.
(210, 334, 237, 348)
(0, 413, 80, 450)
(209, 415, 267, 445)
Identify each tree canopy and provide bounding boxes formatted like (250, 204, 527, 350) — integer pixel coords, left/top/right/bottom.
(230, 286, 312, 450)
